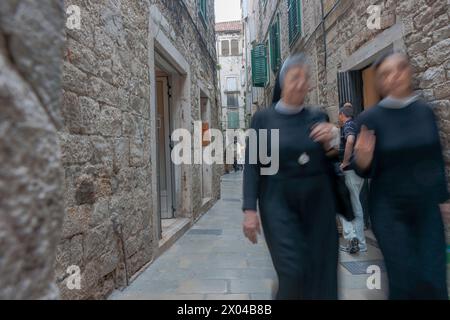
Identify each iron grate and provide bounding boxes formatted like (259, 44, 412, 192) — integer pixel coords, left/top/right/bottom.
(340, 260, 386, 275)
(187, 229, 223, 236)
(222, 198, 242, 202)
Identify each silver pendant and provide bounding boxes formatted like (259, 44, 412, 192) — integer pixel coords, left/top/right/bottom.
(298, 152, 310, 165)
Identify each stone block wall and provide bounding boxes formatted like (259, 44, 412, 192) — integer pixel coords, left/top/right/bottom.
(253, 0, 450, 248)
(256, 0, 450, 189)
(151, 0, 221, 219)
(0, 0, 65, 299)
(250, 0, 449, 293)
(58, 0, 154, 299)
(57, 0, 220, 299)
(309, 0, 450, 204)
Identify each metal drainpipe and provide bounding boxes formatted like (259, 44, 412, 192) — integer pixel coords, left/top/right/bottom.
(112, 216, 129, 287)
(243, 21, 248, 121)
(320, 0, 327, 72)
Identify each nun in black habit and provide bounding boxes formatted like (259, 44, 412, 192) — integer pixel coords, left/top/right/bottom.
(353, 52, 449, 299)
(242, 54, 340, 300)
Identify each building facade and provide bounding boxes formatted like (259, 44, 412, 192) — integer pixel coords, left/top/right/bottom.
(0, 0, 65, 300)
(1, 0, 221, 299)
(57, 0, 222, 299)
(216, 20, 248, 170)
(242, 0, 261, 117)
(244, 0, 450, 285)
(216, 21, 247, 131)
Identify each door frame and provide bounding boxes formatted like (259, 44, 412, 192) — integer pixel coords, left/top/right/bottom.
(149, 6, 193, 251)
(156, 75, 175, 238)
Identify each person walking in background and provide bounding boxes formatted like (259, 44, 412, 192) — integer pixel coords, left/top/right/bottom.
(242, 54, 340, 299)
(232, 137, 243, 171)
(338, 103, 367, 254)
(353, 52, 450, 299)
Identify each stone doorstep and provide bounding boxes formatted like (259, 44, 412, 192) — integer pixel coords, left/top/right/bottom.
(126, 218, 192, 286)
(201, 197, 213, 207)
(198, 197, 217, 216)
(158, 218, 192, 256)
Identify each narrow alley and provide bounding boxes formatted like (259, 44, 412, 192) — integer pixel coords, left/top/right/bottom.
(1, 0, 449, 302)
(110, 171, 388, 300)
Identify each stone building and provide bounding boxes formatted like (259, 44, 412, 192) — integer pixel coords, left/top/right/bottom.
(58, 0, 221, 299)
(242, 0, 262, 115)
(1, 0, 221, 299)
(216, 21, 247, 130)
(216, 20, 248, 172)
(244, 0, 450, 284)
(0, 0, 65, 300)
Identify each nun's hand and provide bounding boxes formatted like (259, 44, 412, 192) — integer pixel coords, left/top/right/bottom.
(243, 210, 261, 244)
(310, 122, 337, 148)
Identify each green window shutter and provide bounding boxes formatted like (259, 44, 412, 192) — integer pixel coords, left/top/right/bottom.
(251, 44, 267, 87)
(264, 39, 269, 85)
(270, 16, 281, 73)
(227, 111, 239, 129)
(288, 0, 302, 45)
(199, 0, 207, 22)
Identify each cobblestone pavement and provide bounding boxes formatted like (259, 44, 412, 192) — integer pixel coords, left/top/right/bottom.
(110, 171, 388, 300)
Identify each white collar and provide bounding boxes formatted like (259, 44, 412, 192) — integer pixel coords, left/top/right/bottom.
(379, 95, 419, 109)
(275, 100, 304, 115)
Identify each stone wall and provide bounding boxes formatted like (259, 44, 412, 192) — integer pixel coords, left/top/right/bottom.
(306, 0, 450, 201)
(253, 0, 449, 197)
(58, 0, 153, 299)
(0, 0, 65, 299)
(251, 0, 318, 106)
(153, 0, 221, 219)
(58, 0, 220, 299)
(252, 0, 450, 288)
(183, 0, 217, 59)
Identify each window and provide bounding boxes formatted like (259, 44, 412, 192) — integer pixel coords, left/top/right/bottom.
(221, 40, 229, 56)
(227, 111, 239, 129)
(226, 93, 239, 108)
(269, 16, 281, 72)
(226, 77, 238, 92)
(251, 43, 267, 87)
(231, 39, 239, 55)
(288, 0, 302, 45)
(199, 0, 207, 23)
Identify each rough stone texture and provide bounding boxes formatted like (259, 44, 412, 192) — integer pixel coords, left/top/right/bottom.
(58, 0, 220, 299)
(59, 0, 153, 299)
(152, 0, 222, 219)
(0, 0, 65, 299)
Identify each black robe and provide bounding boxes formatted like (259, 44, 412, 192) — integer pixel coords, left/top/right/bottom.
(243, 106, 338, 300)
(354, 99, 449, 300)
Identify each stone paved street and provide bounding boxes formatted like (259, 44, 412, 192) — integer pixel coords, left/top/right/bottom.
(110, 171, 388, 300)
